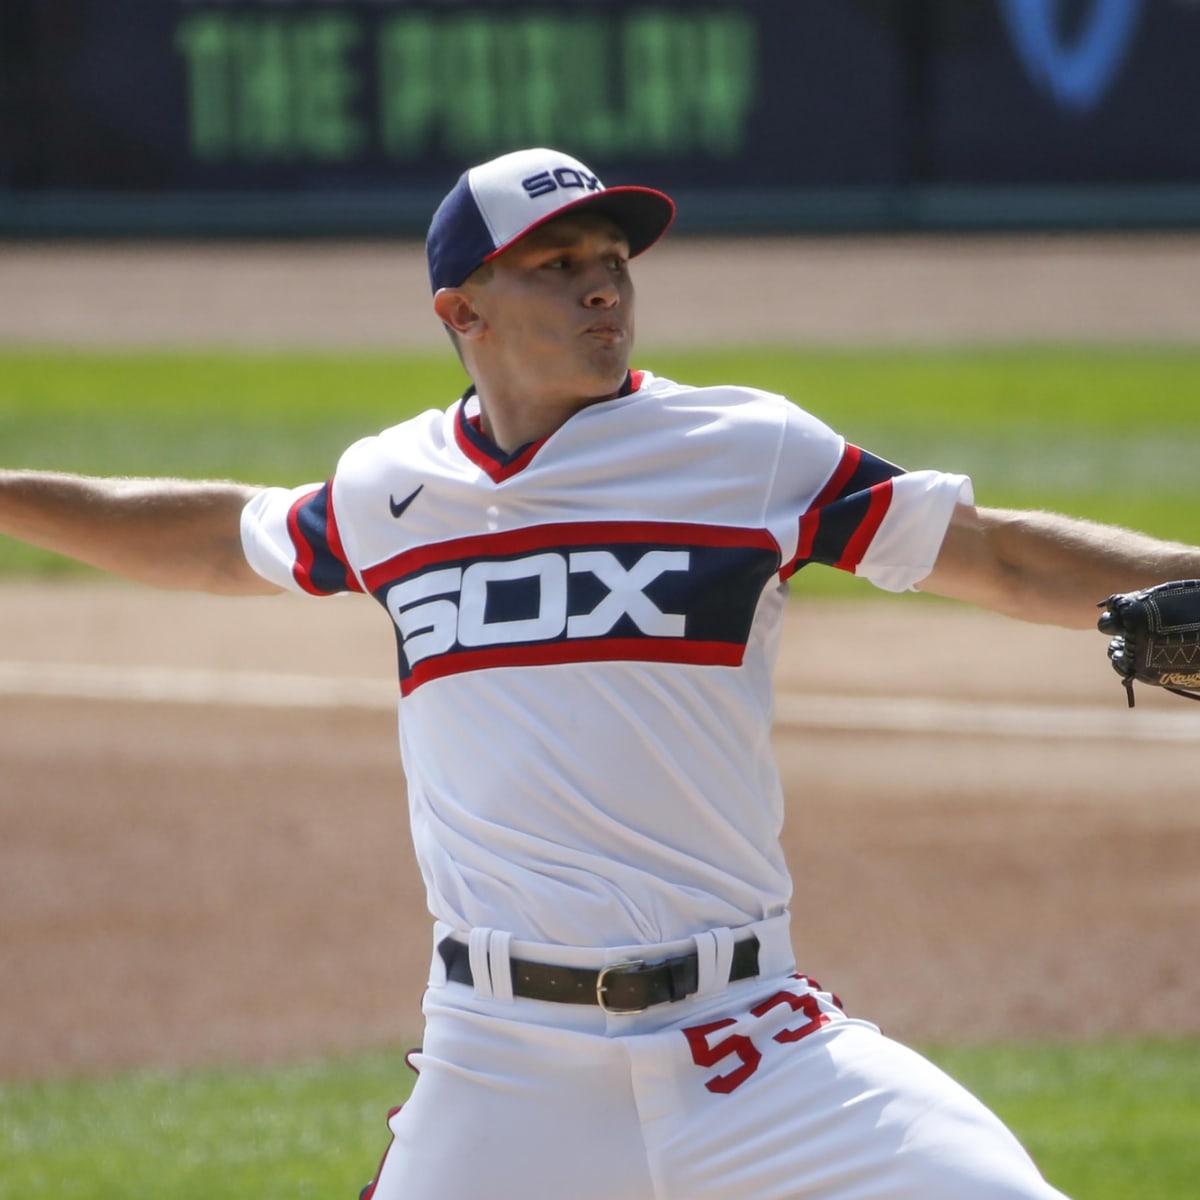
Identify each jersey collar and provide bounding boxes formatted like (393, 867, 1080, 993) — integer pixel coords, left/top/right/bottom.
(455, 370, 645, 483)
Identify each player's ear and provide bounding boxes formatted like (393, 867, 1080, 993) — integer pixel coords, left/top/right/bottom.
(433, 287, 486, 342)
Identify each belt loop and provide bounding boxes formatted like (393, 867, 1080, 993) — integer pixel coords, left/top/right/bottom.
(488, 929, 514, 1003)
(693, 927, 735, 997)
(468, 927, 494, 998)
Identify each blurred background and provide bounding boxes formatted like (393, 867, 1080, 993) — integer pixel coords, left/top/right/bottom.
(2, 0, 1199, 238)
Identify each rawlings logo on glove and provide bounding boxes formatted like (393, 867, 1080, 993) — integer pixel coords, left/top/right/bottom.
(1097, 579, 1200, 707)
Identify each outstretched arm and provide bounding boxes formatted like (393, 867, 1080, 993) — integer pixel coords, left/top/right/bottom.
(0, 470, 282, 595)
(917, 504, 1200, 630)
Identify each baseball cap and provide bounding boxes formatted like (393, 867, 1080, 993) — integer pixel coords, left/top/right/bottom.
(426, 147, 675, 293)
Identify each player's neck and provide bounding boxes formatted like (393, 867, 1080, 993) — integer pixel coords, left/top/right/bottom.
(476, 389, 619, 454)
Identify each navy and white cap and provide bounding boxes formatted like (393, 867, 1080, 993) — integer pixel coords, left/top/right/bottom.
(426, 147, 675, 293)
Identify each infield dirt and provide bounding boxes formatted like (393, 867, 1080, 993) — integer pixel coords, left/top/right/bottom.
(2, 236, 1198, 1081)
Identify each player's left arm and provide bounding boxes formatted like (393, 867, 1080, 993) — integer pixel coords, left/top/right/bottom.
(916, 503, 1200, 630)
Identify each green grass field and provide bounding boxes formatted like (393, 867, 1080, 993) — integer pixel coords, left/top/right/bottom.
(1, 1041, 1198, 1199)
(2, 344, 1197, 1196)
(2, 345, 1199, 578)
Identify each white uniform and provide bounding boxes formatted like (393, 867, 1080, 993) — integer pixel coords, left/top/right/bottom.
(242, 371, 1067, 1200)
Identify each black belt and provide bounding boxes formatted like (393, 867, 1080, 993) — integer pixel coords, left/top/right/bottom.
(438, 934, 760, 1015)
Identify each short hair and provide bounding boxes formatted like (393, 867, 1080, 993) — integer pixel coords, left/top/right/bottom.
(465, 260, 495, 287)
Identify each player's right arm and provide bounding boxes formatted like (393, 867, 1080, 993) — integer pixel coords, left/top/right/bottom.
(0, 470, 281, 595)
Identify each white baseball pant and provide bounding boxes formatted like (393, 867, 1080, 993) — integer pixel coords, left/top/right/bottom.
(363, 917, 1069, 1200)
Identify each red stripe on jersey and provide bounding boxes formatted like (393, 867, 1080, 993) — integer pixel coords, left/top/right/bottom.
(454, 416, 487, 471)
(362, 521, 781, 593)
(488, 439, 545, 482)
(286, 484, 362, 595)
(401, 638, 745, 696)
(780, 444, 889, 581)
(455, 412, 550, 483)
(779, 446, 861, 582)
(811, 442, 861, 510)
(287, 486, 324, 596)
(454, 371, 646, 483)
(794, 509, 819, 565)
(454, 413, 494, 475)
(835, 478, 893, 570)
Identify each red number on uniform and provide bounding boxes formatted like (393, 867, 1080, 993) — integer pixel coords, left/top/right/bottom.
(682, 1017, 762, 1094)
(750, 989, 830, 1044)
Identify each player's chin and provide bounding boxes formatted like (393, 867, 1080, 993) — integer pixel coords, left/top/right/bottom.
(579, 340, 631, 391)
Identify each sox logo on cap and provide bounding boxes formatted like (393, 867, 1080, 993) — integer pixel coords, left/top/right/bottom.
(425, 147, 675, 293)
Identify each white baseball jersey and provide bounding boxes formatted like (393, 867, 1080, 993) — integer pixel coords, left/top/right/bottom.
(241, 370, 972, 948)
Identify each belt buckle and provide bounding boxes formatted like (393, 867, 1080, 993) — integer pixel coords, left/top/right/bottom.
(595, 960, 647, 1015)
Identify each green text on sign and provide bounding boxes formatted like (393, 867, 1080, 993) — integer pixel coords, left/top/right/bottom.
(175, 8, 758, 163)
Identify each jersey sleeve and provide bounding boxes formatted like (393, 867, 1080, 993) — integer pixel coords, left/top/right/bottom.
(241, 480, 366, 596)
(772, 407, 973, 593)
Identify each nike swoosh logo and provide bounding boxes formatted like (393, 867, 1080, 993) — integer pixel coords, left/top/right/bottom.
(389, 485, 424, 519)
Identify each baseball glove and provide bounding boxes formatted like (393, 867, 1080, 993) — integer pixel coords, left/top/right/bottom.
(1097, 580, 1200, 706)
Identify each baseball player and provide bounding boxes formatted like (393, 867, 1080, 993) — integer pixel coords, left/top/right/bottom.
(2, 147, 1199, 1200)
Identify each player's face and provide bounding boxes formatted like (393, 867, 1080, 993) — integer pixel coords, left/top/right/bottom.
(467, 213, 635, 406)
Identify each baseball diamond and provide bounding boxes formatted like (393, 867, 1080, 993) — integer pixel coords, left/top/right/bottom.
(3, 148, 1200, 1199)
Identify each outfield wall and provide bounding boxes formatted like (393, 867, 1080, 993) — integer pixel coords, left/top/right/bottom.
(3, 0, 1200, 237)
